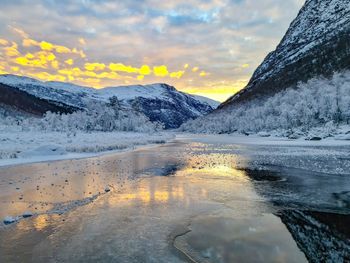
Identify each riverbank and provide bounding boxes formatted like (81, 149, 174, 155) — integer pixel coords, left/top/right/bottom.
(0, 130, 174, 167)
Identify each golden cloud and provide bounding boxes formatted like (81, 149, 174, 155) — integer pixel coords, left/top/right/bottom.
(109, 63, 139, 74)
(4, 42, 20, 57)
(79, 38, 86, 45)
(65, 59, 74, 65)
(170, 70, 184, 79)
(139, 65, 151, 75)
(85, 62, 106, 71)
(153, 65, 168, 77)
(199, 71, 209, 77)
(0, 39, 9, 46)
(0, 28, 218, 96)
(10, 26, 29, 38)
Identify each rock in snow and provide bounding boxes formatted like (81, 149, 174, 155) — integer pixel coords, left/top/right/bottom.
(3, 216, 16, 225)
(22, 211, 34, 218)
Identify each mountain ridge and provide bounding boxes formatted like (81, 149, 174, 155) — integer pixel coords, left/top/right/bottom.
(0, 74, 219, 129)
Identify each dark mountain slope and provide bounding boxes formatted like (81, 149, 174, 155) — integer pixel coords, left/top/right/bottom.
(220, 0, 350, 109)
(0, 83, 79, 116)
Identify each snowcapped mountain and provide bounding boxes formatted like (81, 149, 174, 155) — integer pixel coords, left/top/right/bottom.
(180, 0, 350, 135)
(0, 74, 219, 129)
(220, 0, 350, 109)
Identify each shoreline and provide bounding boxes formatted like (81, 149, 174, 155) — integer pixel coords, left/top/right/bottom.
(0, 131, 175, 168)
(2, 132, 350, 169)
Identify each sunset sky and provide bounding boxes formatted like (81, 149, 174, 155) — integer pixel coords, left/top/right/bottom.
(0, 0, 304, 102)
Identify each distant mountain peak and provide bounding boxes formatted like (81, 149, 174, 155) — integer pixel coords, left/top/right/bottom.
(0, 74, 219, 129)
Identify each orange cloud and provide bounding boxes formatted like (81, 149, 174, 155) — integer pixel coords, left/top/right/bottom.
(0, 39, 9, 46)
(199, 71, 209, 77)
(28, 71, 66, 82)
(79, 38, 86, 45)
(153, 65, 168, 77)
(65, 59, 74, 65)
(170, 70, 184, 79)
(22, 38, 39, 47)
(51, 60, 59, 69)
(40, 41, 54, 51)
(139, 65, 151, 75)
(15, 51, 56, 68)
(109, 63, 139, 73)
(10, 26, 29, 38)
(0, 29, 220, 98)
(4, 42, 20, 57)
(55, 45, 72, 54)
(85, 62, 106, 71)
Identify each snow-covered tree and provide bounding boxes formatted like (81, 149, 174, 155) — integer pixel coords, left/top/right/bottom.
(180, 71, 350, 135)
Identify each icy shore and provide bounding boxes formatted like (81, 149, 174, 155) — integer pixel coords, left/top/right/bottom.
(0, 129, 174, 167)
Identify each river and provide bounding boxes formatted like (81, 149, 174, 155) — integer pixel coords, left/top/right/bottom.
(0, 139, 349, 262)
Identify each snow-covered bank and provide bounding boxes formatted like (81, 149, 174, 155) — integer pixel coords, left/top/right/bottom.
(178, 133, 350, 175)
(0, 130, 174, 167)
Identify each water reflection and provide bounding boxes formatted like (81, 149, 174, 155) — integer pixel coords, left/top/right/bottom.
(279, 210, 350, 262)
(0, 141, 349, 262)
(0, 147, 181, 219)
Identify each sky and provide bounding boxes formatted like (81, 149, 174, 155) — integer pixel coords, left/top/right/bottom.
(0, 0, 305, 102)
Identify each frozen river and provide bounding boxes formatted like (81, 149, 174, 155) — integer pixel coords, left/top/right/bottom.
(0, 138, 349, 262)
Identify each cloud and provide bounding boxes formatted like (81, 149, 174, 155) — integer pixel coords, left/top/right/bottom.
(153, 65, 169, 77)
(199, 71, 209, 77)
(109, 63, 139, 73)
(85, 62, 106, 71)
(139, 65, 151, 75)
(170, 70, 184, 79)
(79, 38, 86, 45)
(65, 58, 74, 65)
(4, 42, 20, 57)
(0, 39, 9, 46)
(0, 0, 305, 100)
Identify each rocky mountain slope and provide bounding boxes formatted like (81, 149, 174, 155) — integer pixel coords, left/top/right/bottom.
(0, 74, 219, 129)
(220, 0, 350, 109)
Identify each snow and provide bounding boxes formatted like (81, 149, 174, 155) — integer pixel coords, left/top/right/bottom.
(18, 145, 67, 158)
(0, 130, 174, 167)
(98, 83, 219, 108)
(0, 74, 219, 110)
(101, 83, 172, 101)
